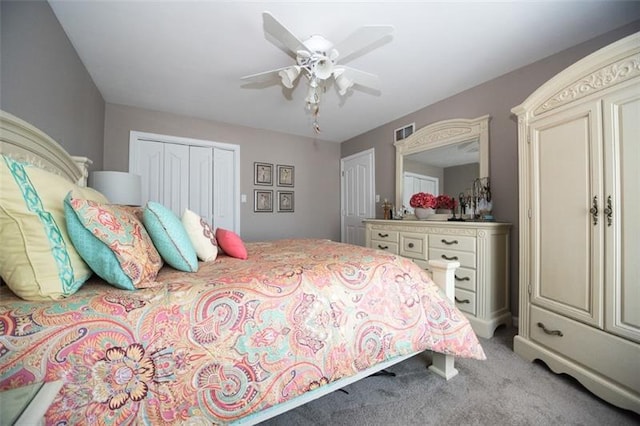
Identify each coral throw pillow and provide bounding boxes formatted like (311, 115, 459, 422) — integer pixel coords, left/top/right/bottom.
(215, 228, 247, 260)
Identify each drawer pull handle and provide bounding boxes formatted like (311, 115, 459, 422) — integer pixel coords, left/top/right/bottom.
(455, 297, 470, 304)
(408, 242, 414, 248)
(455, 275, 470, 281)
(377, 244, 389, 250)
(441, 254, 458, 261)
(441, 239, 459, 245)
(378, 233, 389, 238)
(537, 322, 563, 337)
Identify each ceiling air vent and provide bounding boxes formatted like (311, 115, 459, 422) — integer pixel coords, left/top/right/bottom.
(394, 123, 415, 142)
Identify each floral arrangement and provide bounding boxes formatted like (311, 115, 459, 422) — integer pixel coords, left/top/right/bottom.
(409, 192, 437, 209)
(435, 194, 456, 210)
(410, 192, 456, 210)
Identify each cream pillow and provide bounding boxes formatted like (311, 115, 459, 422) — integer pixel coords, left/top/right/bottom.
(181, 208, 218, 262)
(0, 156, 107, 300)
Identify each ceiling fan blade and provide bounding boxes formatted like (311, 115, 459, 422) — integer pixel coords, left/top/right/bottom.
(241, 66, 294, 83)
(335, 26, 394, 63)
(340, 66, 381, 90)
(262, 12, 307, 56)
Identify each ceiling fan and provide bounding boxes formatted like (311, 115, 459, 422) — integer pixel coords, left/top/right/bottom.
(241, 12, 394, 134)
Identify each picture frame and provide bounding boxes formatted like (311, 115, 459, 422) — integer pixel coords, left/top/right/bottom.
(254, 162, 273, 186)
(277, 191, 294, 213)
(254, 190, 273, 212)
(276, 164, 294, 187)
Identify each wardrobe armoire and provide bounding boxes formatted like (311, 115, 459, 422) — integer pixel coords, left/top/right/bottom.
(512, 32, 639, 413)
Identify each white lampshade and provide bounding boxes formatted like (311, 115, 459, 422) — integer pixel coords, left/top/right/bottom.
(335, 73, 354, 96)
(90, 171, 142, 206)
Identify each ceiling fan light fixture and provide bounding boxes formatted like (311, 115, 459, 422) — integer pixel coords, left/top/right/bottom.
(278, 66, 301, 89)
(335, 73, 354, 96)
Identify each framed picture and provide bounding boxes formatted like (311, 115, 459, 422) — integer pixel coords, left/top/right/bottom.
(254, 162, 273, 186)
(277, 165, 294, 187)
(254, 190, 273, 212)
(277, 191, 294, 213)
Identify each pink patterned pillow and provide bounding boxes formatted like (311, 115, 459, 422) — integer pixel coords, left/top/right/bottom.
(215, 228, 247, 260)
(64, 194, 163, 289)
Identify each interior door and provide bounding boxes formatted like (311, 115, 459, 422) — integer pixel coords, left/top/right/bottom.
(138, 140, 164, 206)
(163, 143, 189, 217)
(189, 145, 213, 223)
(529, 100, 604, 328)
(341, 149, 375, 246)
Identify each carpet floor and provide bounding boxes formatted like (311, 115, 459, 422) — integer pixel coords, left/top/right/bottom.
(261, 325, 639, 425)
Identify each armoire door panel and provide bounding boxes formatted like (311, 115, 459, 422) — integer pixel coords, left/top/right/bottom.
(530, 102, 604, 327)
(604, 86, 640, 343)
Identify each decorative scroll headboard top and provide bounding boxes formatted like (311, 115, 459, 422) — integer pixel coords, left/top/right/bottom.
(0, 110, 89, 185)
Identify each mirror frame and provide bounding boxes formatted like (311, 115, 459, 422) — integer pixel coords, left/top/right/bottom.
(394, 115, 490, 209)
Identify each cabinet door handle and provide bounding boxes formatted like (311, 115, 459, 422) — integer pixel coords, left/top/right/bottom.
(589, 196, 598, 226)
(441, 239, 458, 245)
(604, 195, 613, 227)
(455, 275, 470, 281)
(455, 297, 470, 304)
(441, 254, 458, 261)
(378, 233, 389, 238)
(408, 242, 414, 248)
(537, 322, 563, 337)
(377, 244, 389, 250)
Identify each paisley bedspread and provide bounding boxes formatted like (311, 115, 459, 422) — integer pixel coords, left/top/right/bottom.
(0, 239, 485, 425)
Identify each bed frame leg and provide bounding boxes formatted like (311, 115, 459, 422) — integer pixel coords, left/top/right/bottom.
(427, 259, 461, 380)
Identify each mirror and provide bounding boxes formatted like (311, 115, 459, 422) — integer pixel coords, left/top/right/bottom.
(394, 115, 490, 212)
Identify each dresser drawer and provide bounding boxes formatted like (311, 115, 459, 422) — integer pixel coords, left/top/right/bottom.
(530, 305, 640, 393)
(454, 267, 476, 292)
(371, 241, 399, 254)
(370, 228, 399, 243)
(455, 288, 476, 315)
(430, 234, 476, 252)
(400, 232, 428, 260)
(429, 248, 475, 269)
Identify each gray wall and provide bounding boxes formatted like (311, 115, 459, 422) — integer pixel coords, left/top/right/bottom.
(0, 1, 105, 170)
(103, 104, 341, 243)
(341, 21, 640, 318)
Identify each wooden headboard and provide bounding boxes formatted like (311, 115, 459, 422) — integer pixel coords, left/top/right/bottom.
(0, 110, 91, 186)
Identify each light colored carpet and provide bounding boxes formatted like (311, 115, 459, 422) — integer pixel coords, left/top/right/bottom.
(261, 325, 639, 425)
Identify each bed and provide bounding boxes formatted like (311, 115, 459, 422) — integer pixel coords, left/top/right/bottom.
(0, 110, 485, 425)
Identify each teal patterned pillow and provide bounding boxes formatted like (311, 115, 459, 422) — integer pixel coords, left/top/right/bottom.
(143, 202, 198, 272)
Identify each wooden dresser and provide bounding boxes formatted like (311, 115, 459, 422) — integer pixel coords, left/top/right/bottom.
(364, 219, 511, 338)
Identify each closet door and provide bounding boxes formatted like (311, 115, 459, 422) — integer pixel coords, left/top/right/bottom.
(529, 101, 604, 327)
(163, 143, 189, 217)
(189, 145, 213, 224)
(213, 147, 236, 231)
(138, 140, 164, 206)
(603, 86, 640, 343)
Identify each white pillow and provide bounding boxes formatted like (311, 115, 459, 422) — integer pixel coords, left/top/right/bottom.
(181, 209, 218, 262)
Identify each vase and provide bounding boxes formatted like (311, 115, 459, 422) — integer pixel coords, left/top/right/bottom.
(414, 207, 434, 219)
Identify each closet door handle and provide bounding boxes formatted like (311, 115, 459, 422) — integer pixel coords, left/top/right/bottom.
(441, 254, 458, 261)
(408, 242, 414, 248)
(589, 196, 598, 226)
(537, 322, 563, 337)
(378, 233, 389, 238)
(455, 297, 470, 304)
(455, 275, 470, 281)
(604, 195, 613, 227)
(377, 244, 389, 250)
(441, 239, 458, 245)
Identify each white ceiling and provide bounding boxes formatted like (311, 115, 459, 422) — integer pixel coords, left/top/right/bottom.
(48, 1, 640, 143)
